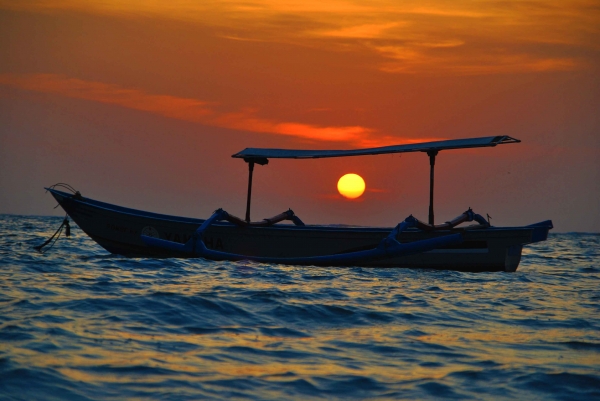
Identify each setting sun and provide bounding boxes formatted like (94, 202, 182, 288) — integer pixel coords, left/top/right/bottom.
(337, 173, 366, 199)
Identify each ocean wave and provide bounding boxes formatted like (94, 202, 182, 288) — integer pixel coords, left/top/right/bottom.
(0, 216, 599, 400)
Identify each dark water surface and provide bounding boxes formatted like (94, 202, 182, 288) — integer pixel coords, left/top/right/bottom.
(1, 215, 599, 400)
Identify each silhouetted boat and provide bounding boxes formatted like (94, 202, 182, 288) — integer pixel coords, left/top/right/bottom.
(46, 136, 552, 272)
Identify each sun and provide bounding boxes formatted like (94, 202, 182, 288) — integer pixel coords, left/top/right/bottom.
(337, 173, 366, 199)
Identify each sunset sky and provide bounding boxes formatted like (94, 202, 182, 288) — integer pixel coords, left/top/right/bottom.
(1, 0, 598, 231)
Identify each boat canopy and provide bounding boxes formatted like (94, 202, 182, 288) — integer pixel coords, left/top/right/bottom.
(232, 135, 520, 160)
(232, 135, 520, 225)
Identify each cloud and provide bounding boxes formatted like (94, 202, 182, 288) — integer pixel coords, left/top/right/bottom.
(0, 73, 214, 120)
(212, 109, 375, 143)
(316, 22, 402, 39)
(1, 0, 594, 75)
(375, 45, 580, 75)
(0, 73, 395, 146)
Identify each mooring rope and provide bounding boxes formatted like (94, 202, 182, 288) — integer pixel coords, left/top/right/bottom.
(35, 183, 80, 253)
(34, 215, 71, 253)
(46, 183, 78, 194)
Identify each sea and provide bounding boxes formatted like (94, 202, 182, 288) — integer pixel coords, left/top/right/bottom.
(1, 215, 599, 400)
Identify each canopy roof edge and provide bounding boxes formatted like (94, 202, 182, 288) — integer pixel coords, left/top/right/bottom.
(232, 135, 520, 160)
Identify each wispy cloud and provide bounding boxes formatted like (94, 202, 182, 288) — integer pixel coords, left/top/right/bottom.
(211, 109, 374, 143)
(1, 0, 594, 75)
(316, 22, 402, 39)
(0, 73, 214, 120)
(376, 47, 580, 75)
(0, 73, 401, 146)
(366, 188, 389, 193)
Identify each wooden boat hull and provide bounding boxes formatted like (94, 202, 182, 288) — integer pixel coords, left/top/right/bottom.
(48, 188, 552, 272)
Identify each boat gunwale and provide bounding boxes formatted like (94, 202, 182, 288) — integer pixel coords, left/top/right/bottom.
(48, 188, 546, 236)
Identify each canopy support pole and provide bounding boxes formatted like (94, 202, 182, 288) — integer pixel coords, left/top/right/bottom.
(245, 161, 255, 222)
(427, 150, 438, 225)
(243, 157, 269, 223)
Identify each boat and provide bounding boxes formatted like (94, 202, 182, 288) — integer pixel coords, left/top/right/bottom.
(45, 136, 553, 272)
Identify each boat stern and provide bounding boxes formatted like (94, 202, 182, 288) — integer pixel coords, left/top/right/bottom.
(526, 220, 554, 244)
(503, 220, 553, 272)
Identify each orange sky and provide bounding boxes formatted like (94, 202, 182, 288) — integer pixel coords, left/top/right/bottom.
(0, 0, 598, 230)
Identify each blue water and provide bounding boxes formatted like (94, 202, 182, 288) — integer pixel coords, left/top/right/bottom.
(1, 215, 599, 400)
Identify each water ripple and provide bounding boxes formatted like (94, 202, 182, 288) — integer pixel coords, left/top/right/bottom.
(0, 215, 599, 400)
